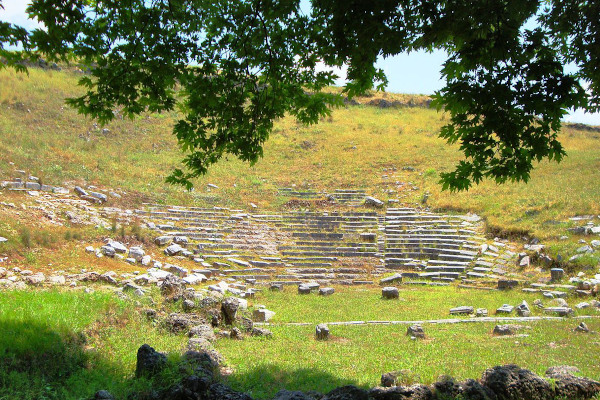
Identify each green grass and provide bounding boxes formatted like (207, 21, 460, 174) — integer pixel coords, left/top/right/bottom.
(0, 289, 187, 400)
(217, 320, 600, 399)
(247, 285, 598, 324)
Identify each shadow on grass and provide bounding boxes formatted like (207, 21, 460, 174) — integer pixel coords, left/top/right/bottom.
(0, 319, 136, 400)
(223, 363, 361, 399)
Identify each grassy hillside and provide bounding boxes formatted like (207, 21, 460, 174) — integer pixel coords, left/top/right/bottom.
(1, 67, 599, 244)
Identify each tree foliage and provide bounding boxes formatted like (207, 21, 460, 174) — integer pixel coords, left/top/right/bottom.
(1, 0, 598, 190)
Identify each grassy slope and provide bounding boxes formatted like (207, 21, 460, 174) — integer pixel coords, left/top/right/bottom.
(1, 67, 599, 242)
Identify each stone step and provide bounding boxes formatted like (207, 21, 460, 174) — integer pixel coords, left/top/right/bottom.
(424, 266, 466, 273)
(249, 260, 284, 268)
(285, 262, 334, 267)
(229, 274, 272, 280)
(282, 250, 378, 257)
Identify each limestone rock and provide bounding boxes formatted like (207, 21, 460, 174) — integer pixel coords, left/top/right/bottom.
(323, 385, 368, 400)
(183, 273, 206, 285)
(107, 240, 127, 253)
(481, 364, 552, 400)
(173, 235, 189, 245)
(25, 272, 45, 286)
(160, 275, 185, 297)
(48, 275, 66, 285)
(135, 344, 167, 378)
(129, 246, 145, 262)
(94, 390, 115, 400)
(543, 307, 574, 316)
(546, 366, 581, 377)
(221, 297, 240, 325)
(165, 243, 184, 256)
(183, 299, 196, 312)
(100, 245, 116, 257)
(189, 324, 217, 342)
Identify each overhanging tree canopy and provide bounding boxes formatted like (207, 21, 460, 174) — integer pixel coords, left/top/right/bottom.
(1, 0, 598, 190)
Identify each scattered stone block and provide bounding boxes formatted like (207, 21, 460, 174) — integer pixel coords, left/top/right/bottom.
(108, 240, 127, 253)
(165, 243, 184, 256)
(518, 255, 530, 267)
(173, 236, 189, 245)
(498, 279, 518, 290)
(493, 324, 521, 336)
(476, 308, 488, 317)
(89, 191, 108, 202)
(382, 287, 399, 299)
(364, 196, 384, 208)
(155, 236, 172, 246)
(251, 327, 273, 337)
(551, 268, 564, 282)
(516, 301, 531, 317)
(74, 186, 88, 197)
(575, 322, 590, 333)
(406, 324, 425, 339)
(100, 245, 116, 257)
(25, 272, 45, 286)
(319, 287, 335, 296)
(270, 283, 284, 291)
(298, 285, 312, 294)
(450, 306, 474, 315)
(183, 273, 206, 285)
(576, 302, 590, 309)
(129, 247, 145, 262)
(252, 308, 275, 322)
(48, 275, 66, 285)
(543, 307, 574, 317)
(141, 255, 152, 266)
(496, 304, 514, 314)
(380, 274, 403, 286)
(315, 324, 330, 341)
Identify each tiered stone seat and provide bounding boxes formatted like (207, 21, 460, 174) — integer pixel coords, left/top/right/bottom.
(137, 201, 510, 286)
(278, 188, 323, 199)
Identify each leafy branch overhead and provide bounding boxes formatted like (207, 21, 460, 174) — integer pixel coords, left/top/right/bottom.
(1, 0, 598, 191)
